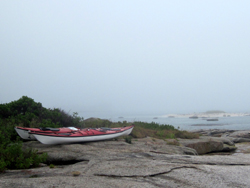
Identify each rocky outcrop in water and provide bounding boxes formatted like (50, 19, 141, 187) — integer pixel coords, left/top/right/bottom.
(193, 129, 250, 143)
(178, 136, 236, 155)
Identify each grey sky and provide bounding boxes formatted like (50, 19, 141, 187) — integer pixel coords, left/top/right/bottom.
(1, 1, 250, 117)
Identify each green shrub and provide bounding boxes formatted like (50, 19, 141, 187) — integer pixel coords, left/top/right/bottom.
(125, 136, 132, 144)
(130, 126, 156, 138)
(0, 159, 6, 172)
(0, 96, 85, 172)
(165, 132, 175, 139)
(0, 96, 83, 130)
(0, 141, 47, 172)
(156, 130, 176, 139)
(0, 129, 47, 172)
(156, 130, 165, 138)
(133, 121, 175, 130)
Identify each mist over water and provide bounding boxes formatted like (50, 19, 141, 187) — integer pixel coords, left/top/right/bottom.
(110, 115, 250, 131)
(76, 108, 250, 131)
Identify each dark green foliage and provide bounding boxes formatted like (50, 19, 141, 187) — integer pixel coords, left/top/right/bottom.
(49, 164, 55, 168)
(0, 96, 83, 129)
(72, 112, 84, 127)
(0, 96, 85, 143)
(0, 130, 47, 172)
(0, 96, 42, 122)
(125, 136, 132, 144)
(0, 96, 82, 172)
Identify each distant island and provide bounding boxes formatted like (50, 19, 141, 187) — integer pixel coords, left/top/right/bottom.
(164, 111, 250, 118)
(205, 110, 226, 114)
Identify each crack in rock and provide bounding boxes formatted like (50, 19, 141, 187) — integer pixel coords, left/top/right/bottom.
(94, 166, 200, 178)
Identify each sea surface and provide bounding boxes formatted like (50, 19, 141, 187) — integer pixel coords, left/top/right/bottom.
(108, 115, 250, 131)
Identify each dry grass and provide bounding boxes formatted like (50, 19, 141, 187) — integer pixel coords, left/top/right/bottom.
(130, 126, 157, 138)
(81, 119, 199, 140)
(131, 127, 199, 140)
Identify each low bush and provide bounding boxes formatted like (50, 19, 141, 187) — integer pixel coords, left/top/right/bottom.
(130, 122, 199, 140)
(0, 131, 47, 172)
(130, 126, 156, 138)
(133, 121, 175, 130)
(0, 96, 83, 172)
(82, 118, 113, 128)
(125, 136, 132, 144)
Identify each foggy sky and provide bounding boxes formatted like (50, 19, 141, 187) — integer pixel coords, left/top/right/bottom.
(1, 1, 250, 118)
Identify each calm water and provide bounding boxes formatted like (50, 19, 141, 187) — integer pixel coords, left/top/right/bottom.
(108, 115, 250, 131)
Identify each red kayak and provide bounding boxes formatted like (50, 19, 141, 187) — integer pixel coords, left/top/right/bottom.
(15, 126, 80, 140)
(29, 125, 134, 144)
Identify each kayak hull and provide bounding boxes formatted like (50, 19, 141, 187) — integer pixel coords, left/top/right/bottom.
(15, 127, 79, 140)
(32, 125, 134, 145)
(15, 127, 37, 140)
